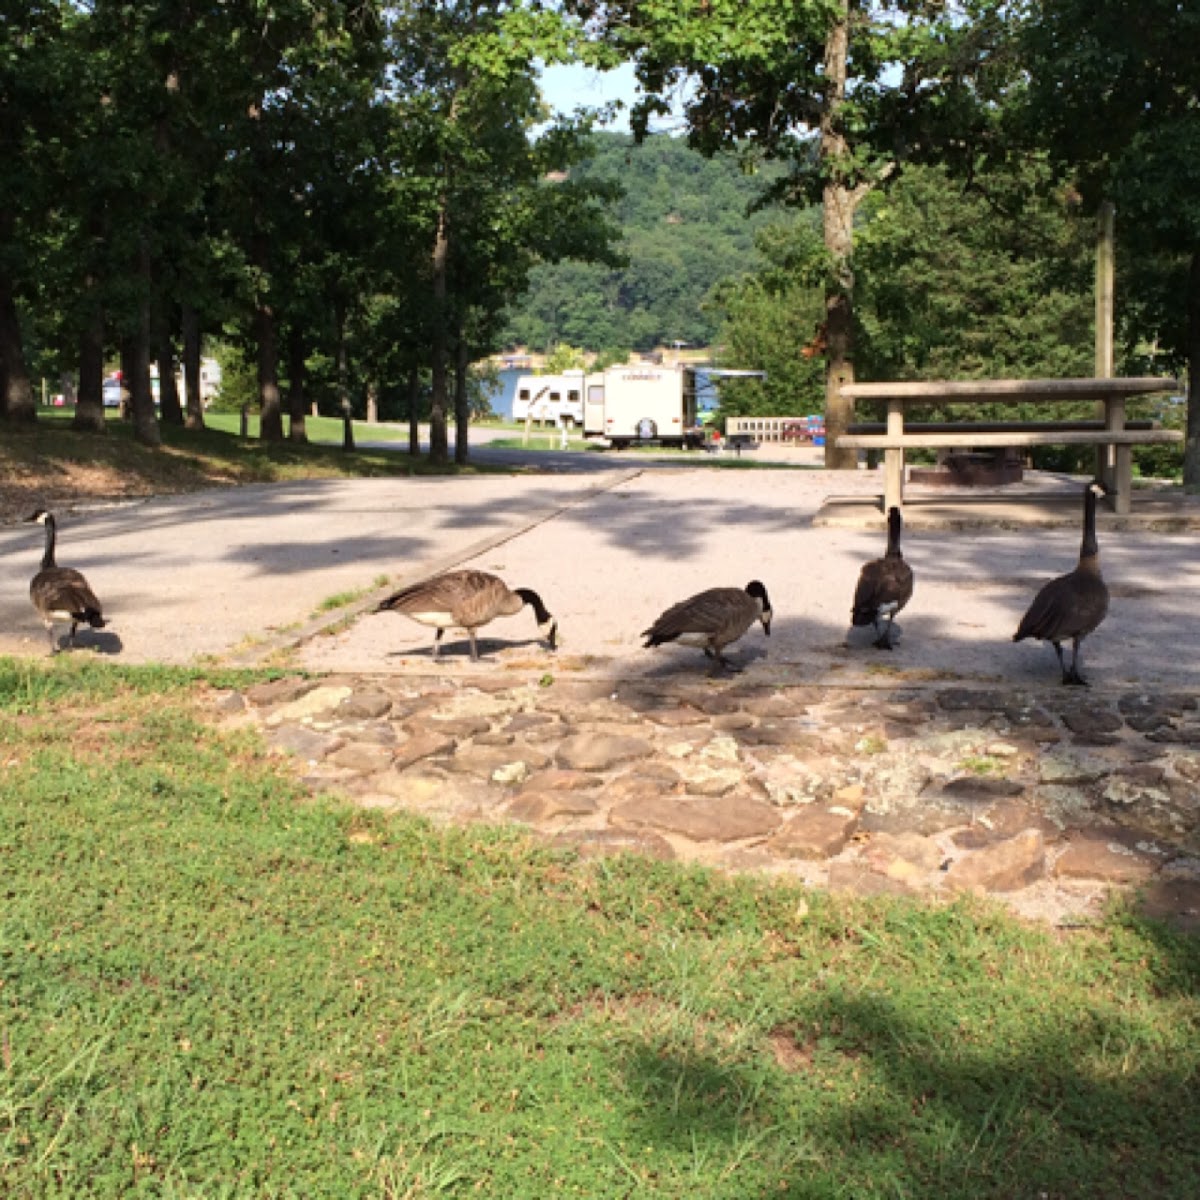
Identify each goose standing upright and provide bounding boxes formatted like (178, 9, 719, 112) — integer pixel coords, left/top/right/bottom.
(377, 569, 557, 661)
(851, 506, 914, 650)
(1013, 480, 1109, 686)
(642, 581, 772, 672)
(25, 509, 107, 653)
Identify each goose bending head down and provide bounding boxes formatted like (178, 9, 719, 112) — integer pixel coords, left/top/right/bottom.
(851, 506, 914, 650)
(25, 509, 107, 654)
(1013, 480, 1109, 686)
(642, 580, 772, 672)
(377, 569, 558, 662)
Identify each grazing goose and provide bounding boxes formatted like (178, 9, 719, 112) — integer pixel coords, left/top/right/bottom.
(377, 569, 558, 661)
(25, 509, 107, 653)
(851, 506, 914, 650)
(1013, 480, 1109, 686)
(642, 580, 772, 671)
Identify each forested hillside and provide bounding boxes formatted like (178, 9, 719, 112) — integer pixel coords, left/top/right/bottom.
(501, 134, 787, 354)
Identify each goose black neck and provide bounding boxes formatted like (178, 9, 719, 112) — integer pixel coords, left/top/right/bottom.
(515, 588, 551, 624)
(886, 507, 903, 556)
(1080, 486, 1099, 561)
(41, 515, 57, 571)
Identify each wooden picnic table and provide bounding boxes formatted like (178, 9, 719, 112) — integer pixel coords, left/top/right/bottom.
(835, 377, 1183, 516)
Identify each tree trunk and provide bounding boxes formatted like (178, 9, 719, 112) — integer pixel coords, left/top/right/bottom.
(157, 328, 184, 426)
(453, 335, 470, 465)
(256, 298, 283, 442)
(408, 364, 421, 456)
(128, 327, 161, 447)
(1185, 248, 1200, 489)
(428, 203, 451, 465)
(820, 0, 861, 472)
(72, 305, 107, 433)
(0, 268, 35, 423)
(181, 301, 205, 431)
(335, 300, 351, 421)
(253, 229, 283, 441)
(287, 326, 308, 443)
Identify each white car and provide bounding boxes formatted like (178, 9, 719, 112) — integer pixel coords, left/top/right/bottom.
(102, 382, 122, 407)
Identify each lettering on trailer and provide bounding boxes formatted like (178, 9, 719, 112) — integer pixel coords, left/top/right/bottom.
(622, 372, 664, 382)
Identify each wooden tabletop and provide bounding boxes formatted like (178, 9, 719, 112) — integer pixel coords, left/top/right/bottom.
(839, 377, 1181, 403)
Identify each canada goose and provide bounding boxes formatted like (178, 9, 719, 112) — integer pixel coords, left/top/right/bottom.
(642, 581, 772, 671)
(1013, 480, 1109, 686)
(25, 509, 107, 653)
(851, 506, 914, 650)
(377, 569, 558, 661)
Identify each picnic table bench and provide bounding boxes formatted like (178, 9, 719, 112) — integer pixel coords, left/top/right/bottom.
(834, 377, 1182, 516)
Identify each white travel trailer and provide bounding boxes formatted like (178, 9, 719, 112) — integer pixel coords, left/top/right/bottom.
(512, 370, 585, 426)
(582, 363, 704, 449)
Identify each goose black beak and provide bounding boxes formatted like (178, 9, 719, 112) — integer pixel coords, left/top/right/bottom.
(543, 619, 559, 651)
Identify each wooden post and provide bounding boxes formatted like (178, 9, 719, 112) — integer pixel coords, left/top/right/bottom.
(884, 398, 905, 512)
(1095, 202, 1116, 494)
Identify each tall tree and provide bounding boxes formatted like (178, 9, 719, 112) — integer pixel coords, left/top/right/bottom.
(389, 1, 617, 464)
(566, 0, 1021, 467)
(1019, 0, 1200, 485)
(0, 0, 65, 423)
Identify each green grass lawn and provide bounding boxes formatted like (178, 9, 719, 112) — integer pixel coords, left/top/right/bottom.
(2, 657, 1198, 1198)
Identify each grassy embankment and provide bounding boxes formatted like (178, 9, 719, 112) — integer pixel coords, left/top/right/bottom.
(1, 655, 1198, 1197)
(0, 409, 492, 523)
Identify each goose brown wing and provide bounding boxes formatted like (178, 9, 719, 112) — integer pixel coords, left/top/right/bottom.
(643, 588, 752, 644)
(31, 567, 104, 621)
(853, 556, 913, 626)
(1030, 570, 1108, 641)
(379, 570, 504, 622)
(1014, 573, 1072, 642)
(883, 557, 914, 612)
(851, 560, 885, 625)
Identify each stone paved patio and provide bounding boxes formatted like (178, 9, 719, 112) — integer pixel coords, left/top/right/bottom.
(217, 672, 1200, 932)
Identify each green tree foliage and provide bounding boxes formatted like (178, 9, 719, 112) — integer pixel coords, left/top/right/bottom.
(707, 221, 827, 418)
(501, 133, 782, 352)
(0, 0, 619, 468)
(853, 161, 1094, 383)
(1018, 0, 1200, 484)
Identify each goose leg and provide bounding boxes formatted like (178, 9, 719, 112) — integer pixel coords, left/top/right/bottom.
(431, 629, 444, 659)
(468, 630, 480, 662)
(69, 620, 79, 647)
(1051, 641, 1072, 684)
(44, 621, 58, 654)
(1065, 636, 1089, 687)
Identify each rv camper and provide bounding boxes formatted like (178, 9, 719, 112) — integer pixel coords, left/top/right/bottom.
(582, 364, 708, 449)
(512, 370, 585, 427)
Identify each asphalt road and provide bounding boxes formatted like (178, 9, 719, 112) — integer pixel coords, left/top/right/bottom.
(6, 443, 1197, 692)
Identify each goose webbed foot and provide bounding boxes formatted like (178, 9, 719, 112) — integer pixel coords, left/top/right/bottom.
(872, 634, 895, 651)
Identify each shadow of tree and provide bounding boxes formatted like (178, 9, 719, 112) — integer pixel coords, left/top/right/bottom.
(608, 915, 1200, 1198)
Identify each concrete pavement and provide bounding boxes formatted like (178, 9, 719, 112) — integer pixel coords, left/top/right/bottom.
(5, 454, 1198, 693)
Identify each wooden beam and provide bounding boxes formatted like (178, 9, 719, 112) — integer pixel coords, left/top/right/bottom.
(835, 430, 1183, 449)
(839, 377, 1179, 402)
